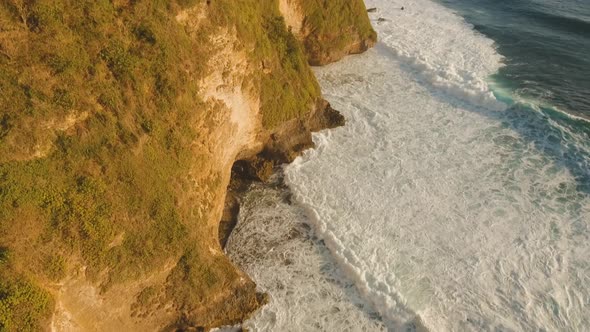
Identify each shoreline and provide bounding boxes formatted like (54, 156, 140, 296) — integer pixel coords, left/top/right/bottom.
(219, 101, 346, 253)
(221, 101, 345, 218)
(218, 0, 590, 329)
(0, 0, 380, 329)
(214, 100, 346, 327)
(222, 168, 388, 331)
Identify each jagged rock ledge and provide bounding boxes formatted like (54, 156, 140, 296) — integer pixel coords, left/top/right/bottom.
(219, 100, 345, 250)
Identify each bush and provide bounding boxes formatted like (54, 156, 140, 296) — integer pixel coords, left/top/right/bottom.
(0, 277, 52, 332)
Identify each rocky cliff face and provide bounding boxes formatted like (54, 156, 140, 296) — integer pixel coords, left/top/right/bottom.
(279, 0, 377, 65)
(0, 1, 374, 330)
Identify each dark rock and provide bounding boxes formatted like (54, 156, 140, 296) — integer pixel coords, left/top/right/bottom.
(218, 192, 240, 249)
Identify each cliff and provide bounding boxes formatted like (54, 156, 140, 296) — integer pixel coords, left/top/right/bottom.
(0, 0, 374, 330)
(279, 0, 377, 65)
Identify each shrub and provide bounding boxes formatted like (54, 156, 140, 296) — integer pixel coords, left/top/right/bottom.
(0, 277, 52, 332)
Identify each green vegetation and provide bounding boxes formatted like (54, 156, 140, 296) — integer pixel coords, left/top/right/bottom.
(0, 274, 52, 332)
(1, 1, 206, 328)
(298, 0, 377, 64)
(166, 245, 234, 309)
(0, 0, 326, 328)
(260, 15, 320, 127)
(0, 248, 52, 331)
(0, 0, 371, 329)
(203, 1, 321, 127)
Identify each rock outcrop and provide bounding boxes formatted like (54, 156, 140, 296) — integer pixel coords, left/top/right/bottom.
(0, 0, 374, 331)
(279, 0, 377, 65)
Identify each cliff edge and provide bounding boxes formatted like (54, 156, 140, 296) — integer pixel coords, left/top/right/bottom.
(279, 0, 377, 65)
(0, 0, 375, 330)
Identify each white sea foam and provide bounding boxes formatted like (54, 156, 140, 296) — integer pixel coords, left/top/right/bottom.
(368, 0, 506, 111)
(226, 178, 387, 331)
(280, 0, 590, 330)
(231, 0, 590, 330)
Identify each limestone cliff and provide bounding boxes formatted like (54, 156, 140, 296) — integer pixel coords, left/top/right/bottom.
(0, 0, 374, 331)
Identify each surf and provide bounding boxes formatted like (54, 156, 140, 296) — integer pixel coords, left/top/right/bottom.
(283, 0, 590, 330)
(229, 0, 590, 330)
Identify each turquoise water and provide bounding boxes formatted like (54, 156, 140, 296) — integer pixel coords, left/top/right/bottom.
(439, 0, 590, 119)
(438, 0, 590, 195)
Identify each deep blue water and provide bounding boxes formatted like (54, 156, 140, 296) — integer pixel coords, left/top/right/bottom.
(438, 0, 590, 120)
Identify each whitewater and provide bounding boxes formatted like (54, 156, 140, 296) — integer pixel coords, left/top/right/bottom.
(226, 0, 590, 331)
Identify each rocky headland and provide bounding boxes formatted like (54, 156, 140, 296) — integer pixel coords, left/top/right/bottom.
(0, 0, 375, 330)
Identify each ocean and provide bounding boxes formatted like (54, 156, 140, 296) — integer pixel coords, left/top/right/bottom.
(226, 0, 590, 330)
(440, 0, 590, 120)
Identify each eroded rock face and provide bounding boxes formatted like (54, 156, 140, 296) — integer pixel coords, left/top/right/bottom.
(48, 5, 351, 331)
(279, 0, 377, 65)
(50, 25, 268, 332)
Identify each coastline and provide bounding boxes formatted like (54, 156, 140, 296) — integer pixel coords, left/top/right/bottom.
(0, 1, 380, 330)
(215, 100, 345, 326)
(223, 169, 388, 331)
(225, 0, 584, 331)
(171, 2, 379, 327)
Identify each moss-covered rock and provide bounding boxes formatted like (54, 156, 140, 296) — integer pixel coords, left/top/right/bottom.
(280, 0, 377, 65)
